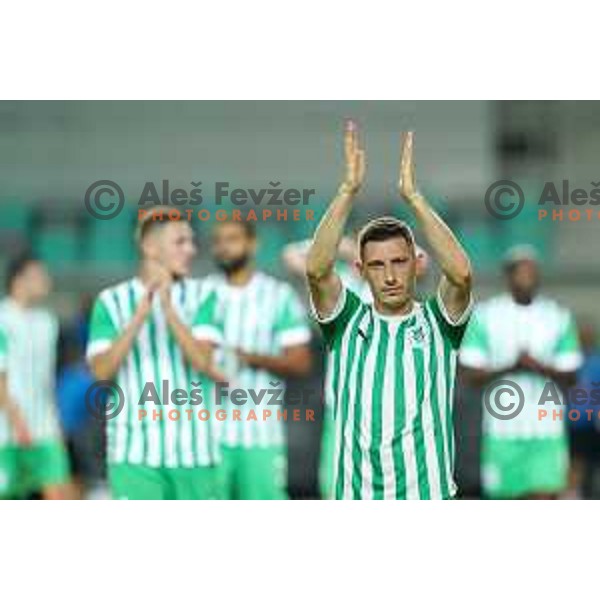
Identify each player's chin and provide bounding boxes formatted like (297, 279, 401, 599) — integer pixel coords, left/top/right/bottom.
(171, 263, 191, 278)
(380, 292, 409, 310)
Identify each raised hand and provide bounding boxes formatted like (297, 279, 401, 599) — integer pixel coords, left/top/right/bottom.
(145, 260, 173, 307)
(340, 119, 366, 195)
(398, 131, 420, 203)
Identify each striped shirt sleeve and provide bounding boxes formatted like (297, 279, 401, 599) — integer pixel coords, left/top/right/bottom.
(552, 311, 583, 372)
(274, 284, 312, 347)
(427, 290, 473, 350)
(86, 292, 119, 359)
(310, 285, 362, 348)
(191, 289, 223, 345)
(458, 307, 491, 368)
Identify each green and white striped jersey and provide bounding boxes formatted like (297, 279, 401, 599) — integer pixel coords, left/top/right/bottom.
(86, 278, 223, 468)
(314, 286, 471, 500)
(202, 271, 311, 448)
(0, 298, 62, 447)
(459, 294, 582, 439)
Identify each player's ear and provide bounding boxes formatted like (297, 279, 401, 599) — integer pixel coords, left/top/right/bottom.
(354, 259, 364, 277)
(249, 236, 258, 256)
(140, 232, 158, 260)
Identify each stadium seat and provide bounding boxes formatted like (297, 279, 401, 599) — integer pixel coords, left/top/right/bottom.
(35, 226, 81, 271)
(0, 199, 32, 233)
(458, 220, 498, 270)
(0, 199, 32, 253)
(82, 202, 138, 269)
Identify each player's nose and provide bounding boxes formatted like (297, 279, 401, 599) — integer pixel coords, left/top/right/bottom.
(383, 265, 396, 283)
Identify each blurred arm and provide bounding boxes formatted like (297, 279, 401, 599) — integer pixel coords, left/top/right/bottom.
(0, 373, 31, 445)
(162, 295, 227, 381)
(461, 359, 577, 389)
(238, 344, 312, 378)
(283, 237, 356, 278)
(87, 292, 152, 381)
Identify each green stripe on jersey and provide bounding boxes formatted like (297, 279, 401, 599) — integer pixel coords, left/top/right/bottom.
(316, 287, 470, 500)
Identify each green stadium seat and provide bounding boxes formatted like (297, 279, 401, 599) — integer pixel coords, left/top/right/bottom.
(86, 220, 137, 266)
(457, 221, 498, 271)
(500, 197, 552, 262)
(35, 226, 80, 271)
(83, 202, 138, 268)
(0, 199, 32, 234)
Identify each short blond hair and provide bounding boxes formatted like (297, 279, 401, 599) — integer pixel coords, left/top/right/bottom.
(135, 208, 184, 244)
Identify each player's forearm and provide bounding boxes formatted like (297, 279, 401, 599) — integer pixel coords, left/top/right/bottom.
(535, 366, 577, 390)
(0, 375, 27, 434)
(306, 185, 355, 281)
(283, 240, 311, 277)
(460, 366, 516, 387)
(241, 349, 312, 378)
(461, 364, 577, 391)
(0, 375, 17, 418)
(163, 303, 217, 375)
(0, 374, 10, 412)
(408, 194, 472, 289)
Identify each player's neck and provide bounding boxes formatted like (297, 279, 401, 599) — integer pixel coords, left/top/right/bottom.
(137, 262, 171, 286)
(512, 292, 535, 306)
(226, 266, 255, 287)
(9, 288, 33, 309)
(373, 297, 414, 317)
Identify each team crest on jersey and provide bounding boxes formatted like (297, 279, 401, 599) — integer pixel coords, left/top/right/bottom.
(409, 324, 427, 345)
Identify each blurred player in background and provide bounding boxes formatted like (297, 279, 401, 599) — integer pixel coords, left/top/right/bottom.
(460, 246, 582, 499)
(307, 124, 472, 500)
(284, 232, 430, 498)
(86, 210, 226, 500)
(205, 220, 312, 499)
(57, 338, 104, 499)
(568, 321, 600, 498)
(0, 324, 28, 498)
(0, 255, 71, 500)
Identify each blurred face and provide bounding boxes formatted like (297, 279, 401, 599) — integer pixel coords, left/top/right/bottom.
(358, 236, 416, 313)
(212, 222, 256, 274)
(507, 259, 540, 303)
(142, 221, 197, 278)
(16, 261, 52, 303)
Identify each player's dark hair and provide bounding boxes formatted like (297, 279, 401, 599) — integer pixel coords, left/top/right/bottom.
(5, 252, 39, 292)
(214, 219, 256, 239)
(357, 216, 415, 260)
